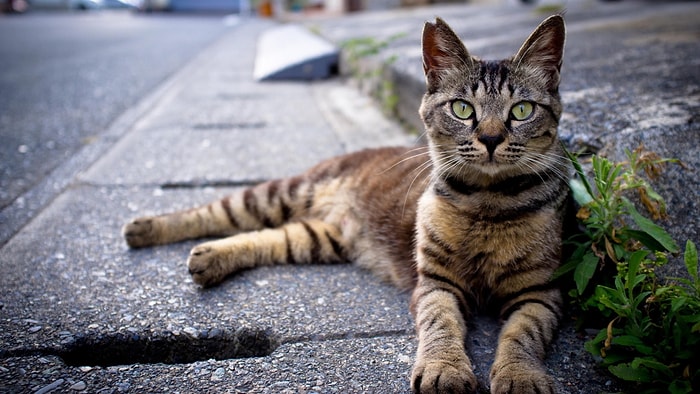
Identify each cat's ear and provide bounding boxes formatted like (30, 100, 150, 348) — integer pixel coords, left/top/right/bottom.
(512, 15, 566, 90)
(422, 18, 474, 92)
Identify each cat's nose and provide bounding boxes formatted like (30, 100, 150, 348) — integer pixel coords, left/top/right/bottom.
(478, 133, 505, 155)
(476, 118, 506, 156)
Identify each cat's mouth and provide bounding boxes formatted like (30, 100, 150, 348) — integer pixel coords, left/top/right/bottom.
(463, 149, 516, 166)
(463, 152, 524, 177)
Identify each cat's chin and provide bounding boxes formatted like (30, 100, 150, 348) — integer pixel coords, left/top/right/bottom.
(472, 162, 515, 178)
(465, 162, 533, 183)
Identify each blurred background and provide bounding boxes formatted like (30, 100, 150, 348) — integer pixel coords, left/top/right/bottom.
(2, 0, 534, 15)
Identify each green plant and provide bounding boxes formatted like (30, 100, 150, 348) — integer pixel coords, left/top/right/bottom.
(584, 241, 699, 393)
(340, 33, 405, 115)
(340, 34, 404, 78)
(558, 147, 698, 393)
(558, 147, 680, 302)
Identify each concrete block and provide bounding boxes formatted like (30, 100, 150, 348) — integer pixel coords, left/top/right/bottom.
(254, 25, 339, 81)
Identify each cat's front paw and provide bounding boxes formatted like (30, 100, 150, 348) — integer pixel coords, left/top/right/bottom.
(123, 217, 158, 248)
(187, 244, 228, 287)
(490, 363, 554, 394)
(411, 358, 477, 394)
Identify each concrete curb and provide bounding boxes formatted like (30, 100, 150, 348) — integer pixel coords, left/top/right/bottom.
(254, 24, 339, 81)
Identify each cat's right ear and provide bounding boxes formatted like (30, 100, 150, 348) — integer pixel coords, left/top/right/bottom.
(422, 18, 473, 92)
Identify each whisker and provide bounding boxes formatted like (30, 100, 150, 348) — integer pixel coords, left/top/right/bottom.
(517, 152, 571, 183)
(378, 149, 430, 175)
(402, 159, 432, 218)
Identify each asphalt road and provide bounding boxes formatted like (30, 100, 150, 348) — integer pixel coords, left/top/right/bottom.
(0, 10, 233, 211)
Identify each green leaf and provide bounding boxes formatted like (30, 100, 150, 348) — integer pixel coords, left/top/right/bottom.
(569, 178, 593, 206)
(613, 243, 626, 261)
(692, 322, 700, 333)
(626, 250, 646, 288)
(565, 148, 596, 199)
(609, 362, 655, 382)
(553, 244, 588, 279)
(671, 297, 687, 314)
(631, 357, 672, 376)
(624, 229, 668, 252)
(669, 379, 693, 394)
(613, 335, 654, 355)
(622, 198, 679, 253)
(574, 252, 599, 294)
(584, 330, 606, 355)
(552, 260, 578, 281)
(684, 240, 698, 284)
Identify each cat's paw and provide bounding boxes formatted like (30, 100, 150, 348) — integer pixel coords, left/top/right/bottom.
(411, 358, 477, 394)
(187, 244, 228, 287)
(122, 217, 158, 248)
(490, 363, 554, 394)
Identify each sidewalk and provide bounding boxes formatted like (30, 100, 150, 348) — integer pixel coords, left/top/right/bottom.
(1, 2, 698, 393)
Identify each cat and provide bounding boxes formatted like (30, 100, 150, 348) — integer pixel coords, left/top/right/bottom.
(123, 15, 570, 394)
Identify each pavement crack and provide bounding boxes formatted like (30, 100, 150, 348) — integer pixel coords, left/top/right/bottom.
(192, 121, 267, 130)
(280, 328, 414, 346)
(160, 179, 266, 189)
(73, 180, 268, 190)
(1, 327, 279, 368)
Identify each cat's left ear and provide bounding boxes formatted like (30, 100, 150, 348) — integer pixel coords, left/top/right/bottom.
(512, 15, 566, 91)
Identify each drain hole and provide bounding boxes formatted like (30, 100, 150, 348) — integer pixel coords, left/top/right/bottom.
(59, 327, 277, 367)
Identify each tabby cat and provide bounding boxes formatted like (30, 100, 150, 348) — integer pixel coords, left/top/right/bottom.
(123, 15, 570, 394)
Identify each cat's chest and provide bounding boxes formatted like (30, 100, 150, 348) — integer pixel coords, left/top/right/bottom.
(418, 190, 553, 265)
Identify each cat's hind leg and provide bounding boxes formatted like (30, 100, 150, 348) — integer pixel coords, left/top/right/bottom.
(187, 219, 348, 287)
(123, 200, 238, 248)
(123, 177, 306, 248)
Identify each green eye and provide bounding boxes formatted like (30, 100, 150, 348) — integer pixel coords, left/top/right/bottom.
(511, 101, 534, 121)
(451, 100, 474, 120)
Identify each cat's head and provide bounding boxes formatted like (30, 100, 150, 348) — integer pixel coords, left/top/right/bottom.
(420, 15, 566, 182)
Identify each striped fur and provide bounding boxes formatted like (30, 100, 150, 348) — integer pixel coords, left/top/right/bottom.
(124, 146, 425, 288)
(123, 15, 570, 394)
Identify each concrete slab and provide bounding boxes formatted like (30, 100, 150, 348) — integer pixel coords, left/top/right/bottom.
(254, 25, 339, 81)
(1, 336, 416, 393)
(80, 122, 345, 186)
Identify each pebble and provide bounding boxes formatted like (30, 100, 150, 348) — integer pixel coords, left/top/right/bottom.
(28, 326, 43, 333)
(211, 367, 226, 381)
(207, 327, 223, 339)
(69, 381, 87, 391)
(183, 327, 199, 338)
(34, 378, 64, 394)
